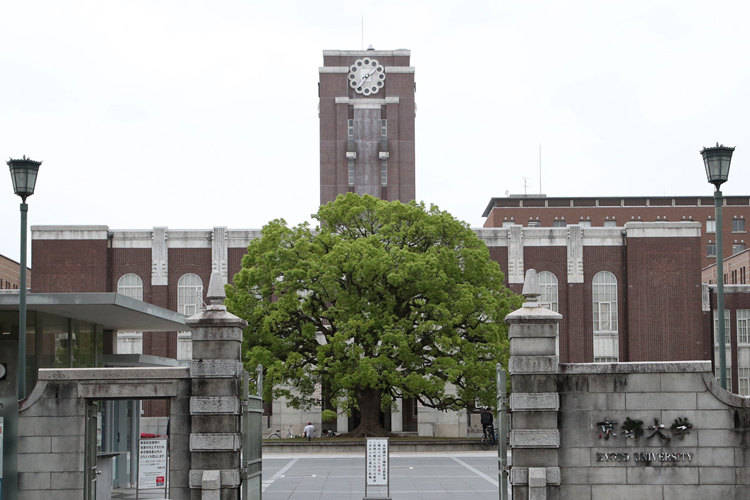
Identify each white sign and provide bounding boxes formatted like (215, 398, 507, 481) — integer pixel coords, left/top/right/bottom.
(138, 438, 168, 489)
(365, 437, 388, 486)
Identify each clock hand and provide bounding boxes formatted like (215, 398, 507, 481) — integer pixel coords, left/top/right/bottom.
(357, 68, 376, 87)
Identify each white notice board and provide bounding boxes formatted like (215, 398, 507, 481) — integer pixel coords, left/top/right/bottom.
(365, 437, 389, 486)
(138, 438, 168, 489)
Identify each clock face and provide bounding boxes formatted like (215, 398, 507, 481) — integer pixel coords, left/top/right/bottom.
(348, 58, 385, 96)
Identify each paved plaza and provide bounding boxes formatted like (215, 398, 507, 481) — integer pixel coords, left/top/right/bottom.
(262, 451, 506, 500)
(110, 451, 508, 499)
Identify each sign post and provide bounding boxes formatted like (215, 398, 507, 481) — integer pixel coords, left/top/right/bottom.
(137, 437, 168, 499)
(363, 437, 390, 500)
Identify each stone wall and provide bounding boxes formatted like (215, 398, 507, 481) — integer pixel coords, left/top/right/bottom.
(17, 367, 191, 500)
(555, 362, 750, 499)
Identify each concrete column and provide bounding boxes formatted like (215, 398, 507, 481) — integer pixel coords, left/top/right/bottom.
(505, 269, 562, 500)
(186, 272, 247, 500)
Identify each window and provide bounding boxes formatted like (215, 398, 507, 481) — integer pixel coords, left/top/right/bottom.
(552, 220, 566, 227)
(538, 272, 558, 312)
(117, 273, 143, 300)
(348, 119, 355, 187)
(733, 219, 745, 232)
(502, 221, 515, 228)
(716, 367, 732, 392)
(706, 219, 716, 233)
(593, 272, 618, 333)
(738, 310, 750, 344)
(604, 220, 617, 227)
(178, 273, 204, 316)
(594, 357, 618, 363)
(380, 119, 387, 186)
(578, 220, 592, 228)
(707, 243, 717, 257)
(734, 243, 745, 254)
(528, 221, 541, 227)
(713, 309, 730, 346)
(739, 367, 750, 397)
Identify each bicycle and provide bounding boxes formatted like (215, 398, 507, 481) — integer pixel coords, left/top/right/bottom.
(268, 425, 294, 439)
(480, 427, 498, 450)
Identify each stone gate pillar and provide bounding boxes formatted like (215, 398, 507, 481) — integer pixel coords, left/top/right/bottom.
(186, 272, 247, 500)
(505, 269, 562, 500)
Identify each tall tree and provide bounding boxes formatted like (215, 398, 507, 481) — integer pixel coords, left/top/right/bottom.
(225, 194, 519, 436)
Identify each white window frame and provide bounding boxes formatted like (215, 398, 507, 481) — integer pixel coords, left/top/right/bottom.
(739, 367, 750, 397)
(732, 219, 745, 233)
(738, 310, 750, 345)
(578, 220, 592, 228)
(603, 220, 618, 227)
(593, 271, 618, 333)
(707, 219, 716, 233)
(117, 273, 143, 300)
(178, 273, 204, 316)
(714, 309, 730, 346)
(538, 272, 558, 312)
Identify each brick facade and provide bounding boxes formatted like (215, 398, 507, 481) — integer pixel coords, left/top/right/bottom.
(319, 49, 415, 205)
(0, 253, 30, 290)
(483, 195, 750, 270)
(31, 221, 712, 391)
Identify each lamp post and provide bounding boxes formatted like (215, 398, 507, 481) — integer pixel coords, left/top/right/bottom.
(701, 144, 735, 390)
(7, 155, 41, 398)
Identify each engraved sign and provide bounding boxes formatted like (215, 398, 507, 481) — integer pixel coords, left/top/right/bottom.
(365, 438, 388, 486)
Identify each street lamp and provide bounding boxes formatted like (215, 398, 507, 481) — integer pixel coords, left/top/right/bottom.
(7, 155, 41, 398)
(701, 143, 735, 390)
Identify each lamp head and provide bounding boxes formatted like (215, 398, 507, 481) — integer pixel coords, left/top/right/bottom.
(701, 143, 735, 189)
(7, 155, 42, 202)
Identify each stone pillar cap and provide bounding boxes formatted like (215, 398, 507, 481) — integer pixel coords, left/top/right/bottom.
(206, 271, 227, 310)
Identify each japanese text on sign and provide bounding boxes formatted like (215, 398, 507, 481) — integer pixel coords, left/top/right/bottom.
(365, 438, 388, 486)
(138, 438, 167, 489)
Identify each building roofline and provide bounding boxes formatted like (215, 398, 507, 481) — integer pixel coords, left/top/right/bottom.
(482, 195, 750, 218)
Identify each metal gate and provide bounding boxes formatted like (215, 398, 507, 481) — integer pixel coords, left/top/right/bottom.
(84, 400, 98, 500)
(242, 365, 263, 500)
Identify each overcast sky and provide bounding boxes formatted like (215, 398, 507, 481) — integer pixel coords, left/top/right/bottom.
(2, 1, 750, 264)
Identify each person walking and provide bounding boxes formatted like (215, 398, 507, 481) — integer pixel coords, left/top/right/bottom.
(304, 421, 316, 441)
(481, 408, 496, 445)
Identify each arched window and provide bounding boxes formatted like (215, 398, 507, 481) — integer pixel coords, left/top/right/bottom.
(538, 272, 558, 312)
(593, 271, 619, 362)
(593, 271, 617, 333)
(117, 273, 143, 300)
(178, 273, 203, 316)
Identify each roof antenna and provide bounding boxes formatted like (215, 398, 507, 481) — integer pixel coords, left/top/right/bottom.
(539, 144, 542, 195)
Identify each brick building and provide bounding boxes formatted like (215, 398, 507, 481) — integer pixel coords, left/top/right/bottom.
(319, 48, 415, 205)
(483, 195, 750, 270)
(477, 222, 706, 364)
(32, 221, 707, 366)
(0, 253, 31, 290)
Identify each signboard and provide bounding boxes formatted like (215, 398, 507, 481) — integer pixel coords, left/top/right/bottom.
(138, 438, 168, 490)
(365, 438, 388, 486)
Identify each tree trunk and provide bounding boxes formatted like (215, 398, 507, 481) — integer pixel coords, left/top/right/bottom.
(345, 387, 390, 437)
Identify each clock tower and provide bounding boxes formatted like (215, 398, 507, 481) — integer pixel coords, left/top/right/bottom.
(319, 48, 416, 205)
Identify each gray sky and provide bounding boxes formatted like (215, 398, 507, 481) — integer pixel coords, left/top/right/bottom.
(2, 0, 750, 263)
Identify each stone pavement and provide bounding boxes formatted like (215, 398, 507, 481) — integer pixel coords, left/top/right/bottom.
(110, 451, 509, 499)
(262, 451, 508, 500)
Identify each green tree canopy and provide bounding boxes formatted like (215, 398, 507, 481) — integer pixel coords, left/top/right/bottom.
(225, 193, 519, 436)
